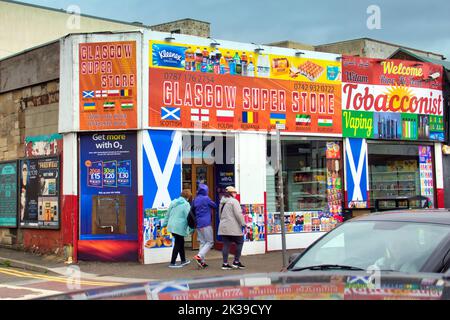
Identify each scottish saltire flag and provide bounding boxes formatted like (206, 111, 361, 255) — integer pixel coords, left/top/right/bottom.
(161, 107, 181, 121)
(270, 113, 286, 125)
(82, 91, 94, 98)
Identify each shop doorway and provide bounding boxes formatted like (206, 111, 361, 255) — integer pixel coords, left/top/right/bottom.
(181, 132, 235, 251)
(183, 164, 215, 250)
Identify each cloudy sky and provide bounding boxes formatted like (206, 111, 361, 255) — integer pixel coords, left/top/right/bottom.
(21, 0, 450, 57)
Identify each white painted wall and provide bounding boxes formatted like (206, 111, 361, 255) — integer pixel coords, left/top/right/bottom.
(267, 233, 325, 251)
(236, 132, 267, 255)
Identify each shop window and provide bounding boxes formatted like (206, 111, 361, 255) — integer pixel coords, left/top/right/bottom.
(368, 144, 434, 209)
(266, 137, 343, 234)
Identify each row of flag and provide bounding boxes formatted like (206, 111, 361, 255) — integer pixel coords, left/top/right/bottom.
(82, 89, 133, 98)
(160, 107, 334, 127)
(83, 101, 134, 111)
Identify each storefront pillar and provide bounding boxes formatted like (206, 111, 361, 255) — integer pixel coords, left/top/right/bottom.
(235, 132, 267, 255)
(434, 143, 445, 208)
(62, 132, 78, 263)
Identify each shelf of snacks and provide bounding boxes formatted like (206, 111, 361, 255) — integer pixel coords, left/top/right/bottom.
(267, 211, 340, 234)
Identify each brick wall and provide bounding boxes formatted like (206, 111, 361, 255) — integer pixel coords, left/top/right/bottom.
(151, 19, 210, 38)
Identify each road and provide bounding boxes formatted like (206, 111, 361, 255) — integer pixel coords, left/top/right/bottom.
(0, 266, 125, 300)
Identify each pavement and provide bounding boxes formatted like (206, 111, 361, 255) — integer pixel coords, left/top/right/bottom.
(0, 247, 301, 283)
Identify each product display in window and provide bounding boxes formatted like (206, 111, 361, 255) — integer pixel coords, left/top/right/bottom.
(266, 140, 344, 234)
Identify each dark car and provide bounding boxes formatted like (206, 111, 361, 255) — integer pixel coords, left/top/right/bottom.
(287, 209, 450, 274)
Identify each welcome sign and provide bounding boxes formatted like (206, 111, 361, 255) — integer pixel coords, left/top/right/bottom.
(342, 56, 444, 141)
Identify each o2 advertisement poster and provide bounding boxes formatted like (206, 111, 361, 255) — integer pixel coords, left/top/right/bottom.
(19, 157, 60, 229)
(79, 132, 137, 240)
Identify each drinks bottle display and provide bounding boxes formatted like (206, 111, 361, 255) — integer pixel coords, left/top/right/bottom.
(247, 54, 255, 77)
(257, 54, 271, 77)
(201, 48, 209, 72)
(195, 47, 202, 71)
(234, 52, 242, 75)
(220, 53, 228, 74)
(241, 52, 248, 76)
(214, 49, 221, 74)
(208, 51, 215, 73)
(184, 47, 195, 71)
(227, 51, 236, 75)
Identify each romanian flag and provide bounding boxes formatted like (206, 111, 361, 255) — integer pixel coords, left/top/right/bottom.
(270, 113, 286, 125)
(83, 102, 96, 111)
(120, 89, 132, 97)
(242, 111, 258, 124)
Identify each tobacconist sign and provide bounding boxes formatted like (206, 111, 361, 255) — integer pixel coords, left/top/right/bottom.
(342, 56, 444, 141)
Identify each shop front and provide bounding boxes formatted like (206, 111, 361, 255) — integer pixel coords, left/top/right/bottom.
(341, 56, 445, 213)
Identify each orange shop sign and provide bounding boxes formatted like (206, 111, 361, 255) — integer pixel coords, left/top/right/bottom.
(149, 68, 342, 134)
(79, 41, 138, 130)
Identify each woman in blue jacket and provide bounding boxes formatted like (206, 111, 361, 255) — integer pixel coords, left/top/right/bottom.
(163, 189, 193, 268)
(192, 184, 217, 268)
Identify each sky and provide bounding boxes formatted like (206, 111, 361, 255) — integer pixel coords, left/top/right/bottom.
(19, 0, 450, 58)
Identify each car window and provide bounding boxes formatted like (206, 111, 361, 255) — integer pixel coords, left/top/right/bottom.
(293, 221, 450, 273)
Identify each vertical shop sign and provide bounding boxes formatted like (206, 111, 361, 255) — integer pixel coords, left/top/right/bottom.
(79, 41, 138, 130)
(79, 133, 137, 240)
(419, 146, 435, 208)
(326, 142, 343, 222)
(345, 138, 369, 208)
(0, 161, 18, 227)
(19, 157, 60, 229)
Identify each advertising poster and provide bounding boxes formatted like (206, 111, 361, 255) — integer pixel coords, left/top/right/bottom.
(267, 211, 339, 234)
(149, 41, 342, 134)
(25, 134, 63, 157)
(326, 143, 344, 224)
(79, 41, 138, 130)
(143, 209, 173, 249)
(0, 161, 18, 228)
(19, 157, 60, 229)
(419, 146, 434, 208)
(241, 204, 265, 241)
(79, 132, 137, 241)
(342, 56, 444, 141)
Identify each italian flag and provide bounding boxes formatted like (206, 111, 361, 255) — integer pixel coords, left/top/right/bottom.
(296, 114, 311, 125)
(318, 116, 333, 127)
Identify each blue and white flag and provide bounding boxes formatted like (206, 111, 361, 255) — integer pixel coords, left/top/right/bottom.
(161, 107, 181, 121)
(82, 91, 94, 98)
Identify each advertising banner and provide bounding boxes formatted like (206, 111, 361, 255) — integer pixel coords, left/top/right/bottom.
(419, 146, 434, 208)
(345, 138, 369, 209)
(143, 130, 182, 264)
(79, 132, 137, 241)
(79, 41, 138, 130)
(342, 56, 444, 141)
(0, 161, 18, 228)
(149, 41, 342, 134)
(19, 157, 60, 229)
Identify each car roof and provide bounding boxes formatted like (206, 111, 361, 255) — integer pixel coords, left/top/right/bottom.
(350, 209, 450, 225)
